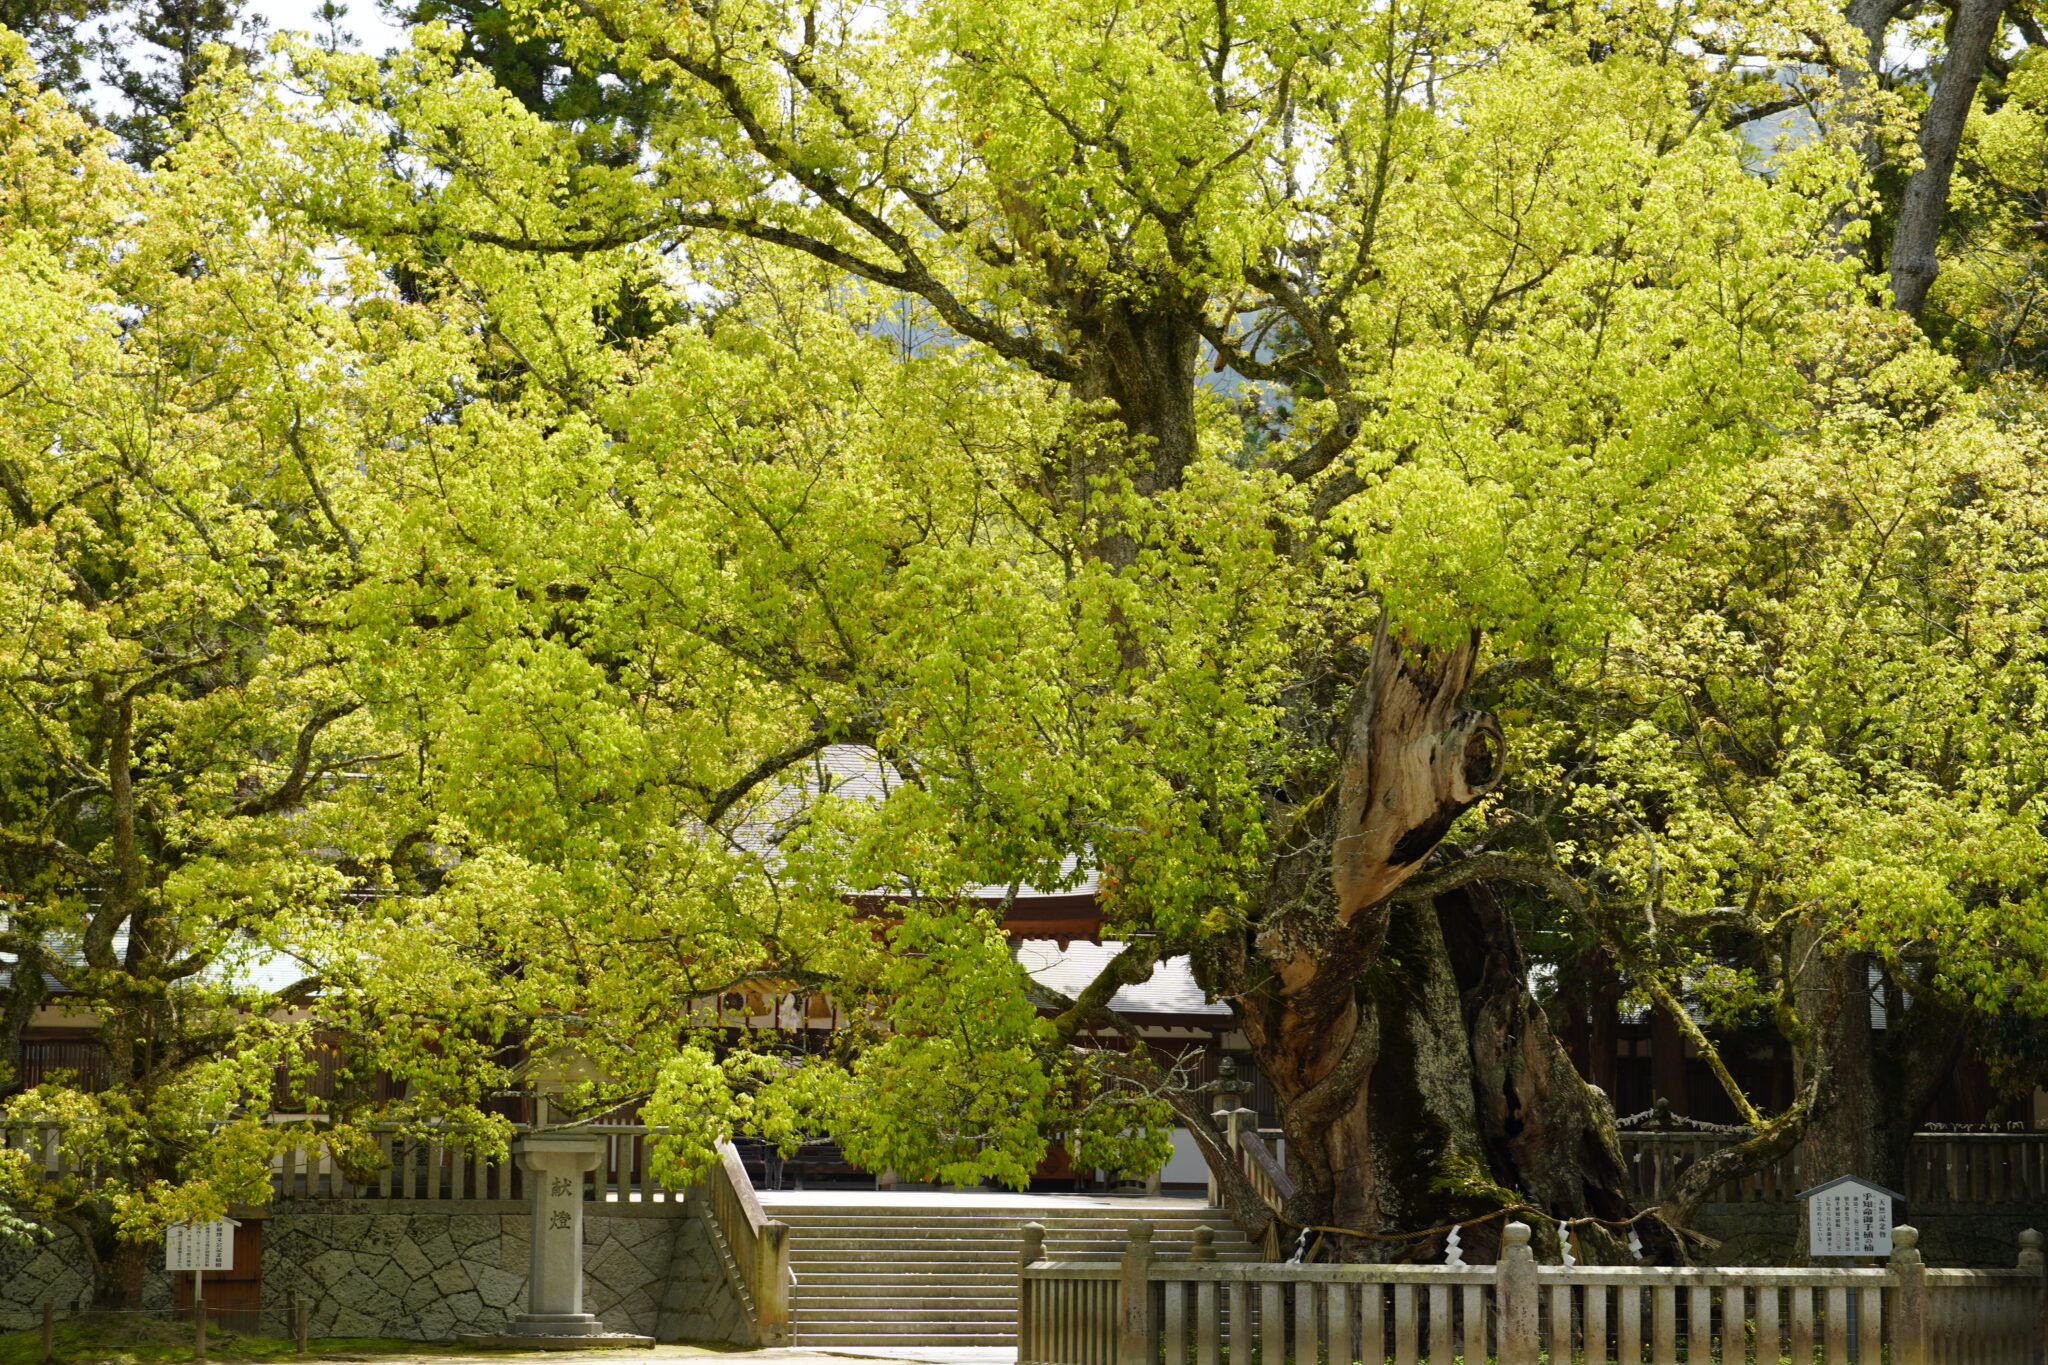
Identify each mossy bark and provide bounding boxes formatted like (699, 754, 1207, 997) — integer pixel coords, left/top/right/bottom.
(1197, 630, 1647, 1262)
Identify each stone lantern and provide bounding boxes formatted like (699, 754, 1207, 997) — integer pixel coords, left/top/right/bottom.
(468, 1044, 652, 1348)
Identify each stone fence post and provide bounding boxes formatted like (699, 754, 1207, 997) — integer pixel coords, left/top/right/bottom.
(755, 1219, 790, 1346)
(1117, 1220, 1155, 1365)
(1207, 1110, 1247, 1206)
(1494, 1222, 1538, 1365)
(1890, 1226, 1929, 1365)
(2020, 1228, 2045, 1365)
(1019, 1222, 1045, 1364)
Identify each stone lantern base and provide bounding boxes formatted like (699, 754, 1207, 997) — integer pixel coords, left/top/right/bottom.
(457, 1133, 656, 1350)
(459, 1329, 655, 1350)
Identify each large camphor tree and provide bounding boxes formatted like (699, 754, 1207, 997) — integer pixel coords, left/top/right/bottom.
(209, 0, 2022, 1259)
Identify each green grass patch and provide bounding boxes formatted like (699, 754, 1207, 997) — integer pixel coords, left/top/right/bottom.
(0, 1321, 497, 1365)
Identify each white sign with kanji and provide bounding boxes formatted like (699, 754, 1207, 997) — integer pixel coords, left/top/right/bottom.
(165, 1219, 237, 1272)
(1801, 1176, 1895, 1257)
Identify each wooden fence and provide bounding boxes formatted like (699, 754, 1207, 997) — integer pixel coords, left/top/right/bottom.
(1620, 1132, 2048, 1206)
(1206, 1108, 1293, 1257)
(0, 1122, 686, 1203)
(1020, 1220, 2048, 1365)
(12, 1120, 2048, 1210)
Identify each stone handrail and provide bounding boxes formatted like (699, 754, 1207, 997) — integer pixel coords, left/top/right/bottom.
(1206, 1107, 1290, 1257)
(705, 1138, 789, 1346)
(1020, 1219, 2048, 1365)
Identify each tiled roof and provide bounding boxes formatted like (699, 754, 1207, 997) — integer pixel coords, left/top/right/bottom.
(0, 930, 126, 994)
(1013, 939, 1230, 1018)
(742, 745, 1098, 900)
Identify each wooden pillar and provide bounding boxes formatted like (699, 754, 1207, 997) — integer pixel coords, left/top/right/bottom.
(1019, 1223, 1045, 1365)
(1589, 977, 1622, 1100)
(1651, 1009, 1690, 1116)
(2019, 1227, 2045, 1364)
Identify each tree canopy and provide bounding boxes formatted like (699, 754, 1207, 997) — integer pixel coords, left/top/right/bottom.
(3, 0, 2048, 1279)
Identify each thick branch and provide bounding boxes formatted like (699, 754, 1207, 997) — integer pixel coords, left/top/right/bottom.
(1045, 939, 1168, 1045)
(1654, 1074, 1818, 1229)
(233, 703, 362, 817)
(1890, 0, 2005, 317)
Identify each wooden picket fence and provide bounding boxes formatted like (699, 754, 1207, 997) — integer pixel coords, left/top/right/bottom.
(0, 1121, 681, 1203)
(1019, 1220, 2048, 1365)
(1619, 1132, 2048, 1206)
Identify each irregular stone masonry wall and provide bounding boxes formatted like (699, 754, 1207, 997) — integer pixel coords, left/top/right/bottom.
(262, 1200, 750, 1344)
(0, 1222, 95, 1330)
(1, 1202, 750, 1346)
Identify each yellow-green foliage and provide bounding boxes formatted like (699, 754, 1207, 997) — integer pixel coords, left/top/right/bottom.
(1, 0, 2040, 1209)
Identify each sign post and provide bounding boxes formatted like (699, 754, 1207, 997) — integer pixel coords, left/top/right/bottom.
(1797, 1176, 1902, 1362)
(165, 1219, 237, 1361)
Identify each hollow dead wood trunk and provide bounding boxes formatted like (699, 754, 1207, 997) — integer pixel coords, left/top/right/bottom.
(1194, 627, 1652, 1260)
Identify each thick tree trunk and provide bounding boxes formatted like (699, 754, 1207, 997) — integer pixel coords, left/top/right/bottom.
(1447, 886, 1641, 1256)
(1791, 948, 1969, 1246)
(1221, 889, 1649, 1263)
(1793, 948, 1893, 1201)
(1198, 628, 1650, 1261)
(1062, 302, 1204, 574)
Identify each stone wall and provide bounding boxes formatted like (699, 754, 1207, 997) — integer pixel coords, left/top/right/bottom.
(1, 1202, 750, 1346)
(262, 1199, 751, 1344)
(0, 1222, 94, 1330)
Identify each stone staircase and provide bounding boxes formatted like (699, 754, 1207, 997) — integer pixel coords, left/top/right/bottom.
(766, 1199, 1260, 1347)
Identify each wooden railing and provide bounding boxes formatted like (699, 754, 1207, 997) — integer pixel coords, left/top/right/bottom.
(6, 1121, 693, 1204)
(1020, 1219, 2048, 1365)
(703, 1137, 789, 1346)
(1619, 1131, 2048, 1205)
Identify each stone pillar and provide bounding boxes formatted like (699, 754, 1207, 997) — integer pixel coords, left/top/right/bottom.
(1019, 1222, 1045, 1365)
(513, 1135, 605, 1336)
(1116, 1220, 1154, 1365)
(1889, 1226, 1928, 1365)
(1495, 1222, 1539, 1365)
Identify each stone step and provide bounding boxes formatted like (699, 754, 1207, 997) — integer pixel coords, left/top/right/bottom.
(790, 1301, 1015, 1309)
(791, 1258, 1019, 1267)
(776, 1204, 1253, 1347)
(767, 1209, 1237, 1223)
(793, 1317, 1016, 1329)
(790, 1277, 1015, 1285)
(779, 1225, 1240, 1238)
(772, 1216, 1238, 1228)
(786, 1252, 1019, 1260)
(791, 1264, 1017, 1277)
(788, 1231, 1251, 1244)
(781, 1228, 1250, 1245)
(790, 1342, 1015, 1350)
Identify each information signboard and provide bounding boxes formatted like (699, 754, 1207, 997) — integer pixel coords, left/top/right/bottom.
(1797, 1176, 1900, 1258)
(165, 1219, 237, 1273)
